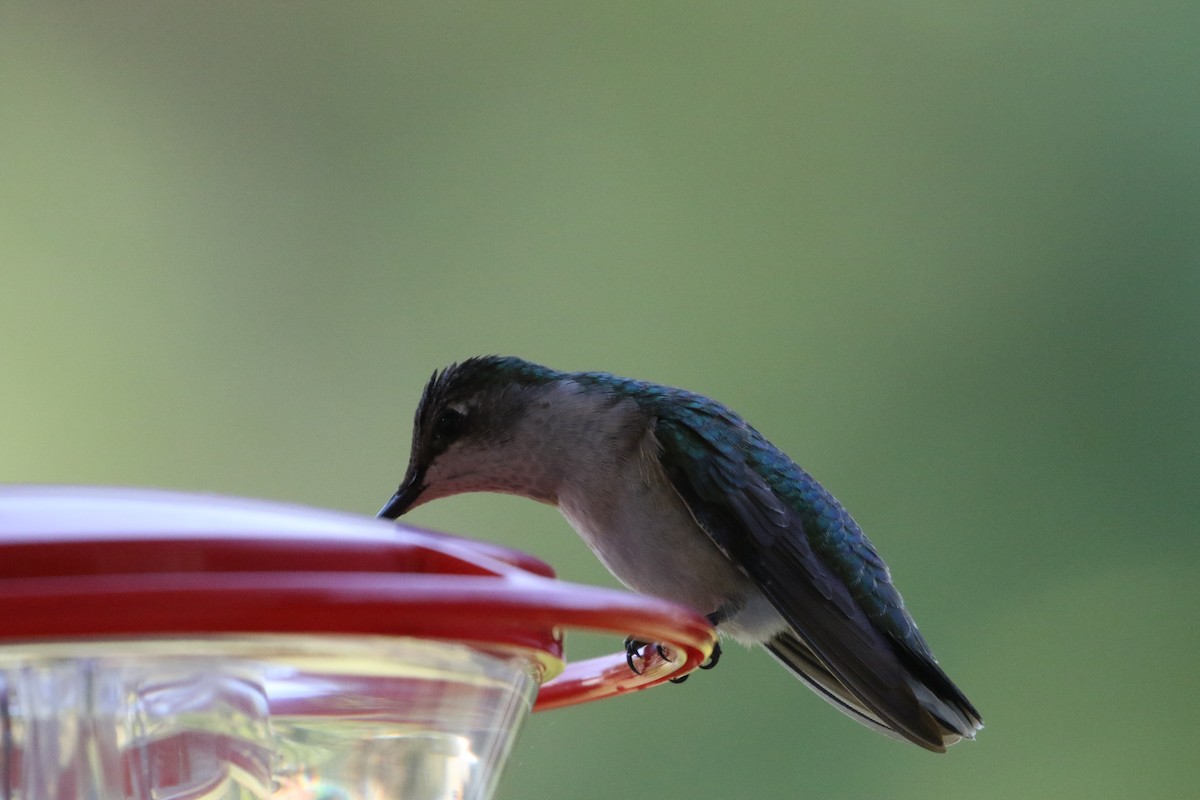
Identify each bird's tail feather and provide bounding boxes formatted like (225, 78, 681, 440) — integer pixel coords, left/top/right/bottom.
(765, 631, 982, 752)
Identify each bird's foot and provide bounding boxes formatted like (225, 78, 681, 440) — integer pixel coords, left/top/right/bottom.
(653, 644, 689, 683)
(669, 641, 722, 683)
(699, 641, 722, 670)
(624, 637, 721, 683)
(624, 637, 650, 675)
(623, 638, 679, 676)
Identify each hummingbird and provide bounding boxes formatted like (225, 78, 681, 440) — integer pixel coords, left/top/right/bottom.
(378, 356, 982, 752)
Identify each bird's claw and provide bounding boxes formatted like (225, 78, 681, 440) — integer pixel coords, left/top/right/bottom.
(669, 641, 721, 683)
(698, 641, 722, 670)
(625, 637, 721, 684)
(624, 636, 648, 675)
(656, 643, 690, 682)
(624, 638, 678, 676)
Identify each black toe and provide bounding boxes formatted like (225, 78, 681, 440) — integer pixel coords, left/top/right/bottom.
(624, 636, 647, 675)
(698, 641, 722, 670)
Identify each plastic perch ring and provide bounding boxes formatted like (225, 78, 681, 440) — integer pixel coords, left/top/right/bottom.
(0, 486, 718, 709)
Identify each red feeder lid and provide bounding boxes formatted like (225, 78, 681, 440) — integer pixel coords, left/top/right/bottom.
(0, 486, 716, 710)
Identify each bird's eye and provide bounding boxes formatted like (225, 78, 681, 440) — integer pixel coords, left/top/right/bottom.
(431, 408, 467, 447)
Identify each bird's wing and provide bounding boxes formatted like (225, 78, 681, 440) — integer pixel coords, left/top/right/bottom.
(653, 411, 981, 751)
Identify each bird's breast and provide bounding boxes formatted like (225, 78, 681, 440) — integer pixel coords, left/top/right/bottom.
(556, 460, 753, 622)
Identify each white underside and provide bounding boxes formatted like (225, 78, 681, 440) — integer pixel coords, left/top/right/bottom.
(551, 401, 788, 644)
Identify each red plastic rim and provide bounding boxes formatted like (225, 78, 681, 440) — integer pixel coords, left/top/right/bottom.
(0, 486, 716, 710)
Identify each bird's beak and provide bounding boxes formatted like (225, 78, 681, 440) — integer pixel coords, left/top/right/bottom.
(377, 472, 425, 519)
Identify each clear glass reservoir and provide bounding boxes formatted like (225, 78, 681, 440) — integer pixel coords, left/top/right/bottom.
(0, 636, 536, 800)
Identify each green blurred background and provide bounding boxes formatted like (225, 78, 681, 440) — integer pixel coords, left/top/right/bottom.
(3, 3, 1197, 797)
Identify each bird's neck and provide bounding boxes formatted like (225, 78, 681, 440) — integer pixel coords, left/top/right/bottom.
(508, 381, 649, 504)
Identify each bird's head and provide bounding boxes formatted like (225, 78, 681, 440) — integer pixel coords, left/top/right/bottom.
(378, 356, 567, 518)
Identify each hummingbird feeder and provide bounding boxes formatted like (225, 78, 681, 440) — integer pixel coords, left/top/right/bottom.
(0, 486, 716, 800)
